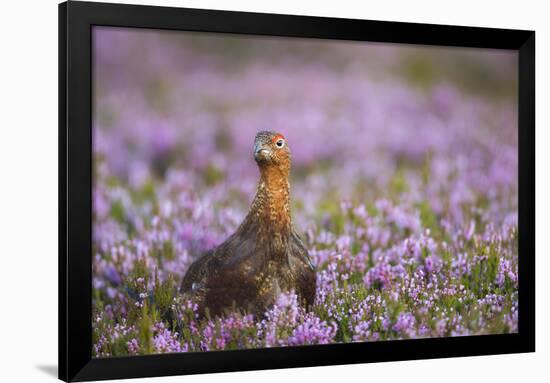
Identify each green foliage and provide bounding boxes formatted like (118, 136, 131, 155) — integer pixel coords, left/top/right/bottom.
(138, 302, 154, 355)
(390, 169, 409, 195)
(153, 272, 176, 316)
(109, 200, 126, 224)
(417, 201, 441, 239)
(204, 164, 225, 185)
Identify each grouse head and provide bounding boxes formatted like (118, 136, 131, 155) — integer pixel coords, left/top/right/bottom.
(253, 131, 291, 173)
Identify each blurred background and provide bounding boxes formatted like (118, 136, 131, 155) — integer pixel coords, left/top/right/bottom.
(93, 27, 517, 248)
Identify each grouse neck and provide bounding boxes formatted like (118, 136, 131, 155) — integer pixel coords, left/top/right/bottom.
(248, 165, 292, 238)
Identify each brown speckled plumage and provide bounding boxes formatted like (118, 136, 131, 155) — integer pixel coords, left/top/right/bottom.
(180, 131, 316, 317)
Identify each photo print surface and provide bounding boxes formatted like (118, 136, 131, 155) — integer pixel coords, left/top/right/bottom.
(92, 26, 518, 357)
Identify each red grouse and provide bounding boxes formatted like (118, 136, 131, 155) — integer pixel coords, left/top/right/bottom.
(180, 131, 316, 317)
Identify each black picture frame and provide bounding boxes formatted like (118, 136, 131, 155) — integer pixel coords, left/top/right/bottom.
(59, 1, 535, 381)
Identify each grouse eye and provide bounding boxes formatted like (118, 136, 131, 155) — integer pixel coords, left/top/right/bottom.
(275, 139, 285, 148)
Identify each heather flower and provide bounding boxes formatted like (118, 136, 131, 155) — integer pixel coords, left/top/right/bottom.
(127, 338, 140, 355)
(393, 312, 416, 338)
(288, 315, 337, 345)
(152, 323, 183, 353)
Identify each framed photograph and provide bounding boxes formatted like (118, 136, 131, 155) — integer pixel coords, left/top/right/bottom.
(59, 1, 535, 381)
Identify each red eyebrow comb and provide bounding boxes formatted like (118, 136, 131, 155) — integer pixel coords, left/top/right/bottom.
(272, 134, 285, 142)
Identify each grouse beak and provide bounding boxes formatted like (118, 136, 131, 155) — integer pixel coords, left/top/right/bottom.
(254, 143, 271, 162)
